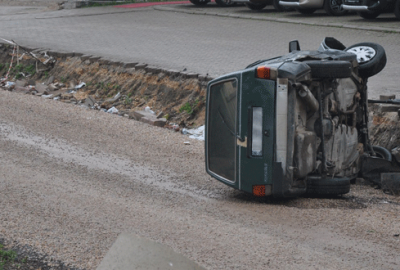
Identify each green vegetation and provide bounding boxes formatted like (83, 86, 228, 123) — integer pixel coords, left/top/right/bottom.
(60, 76, 66, 83)
(179, 99, 199, 115)
(96, 81, 104, 89)
(24, 64, 35, 75)
(0, 244, 17, 270)
(124, 96, 133, 105)
(8, 63, 36, 79)
(13, 64, 23, 73)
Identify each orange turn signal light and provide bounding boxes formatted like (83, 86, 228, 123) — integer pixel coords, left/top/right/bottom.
(256, 66, 270, 80)
(253, 185, 266, 197)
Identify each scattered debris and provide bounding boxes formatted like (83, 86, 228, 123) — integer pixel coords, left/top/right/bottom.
(107, 107, 119, 114)
(170, 124, 180, 132)
(131, 110, 166, 127)
(145, 106, 155, 114)
(181, 125, 205, 141)
(74, 81, 86, 89)
(4, 81, 15, 90)
(85, 96, 96, 107)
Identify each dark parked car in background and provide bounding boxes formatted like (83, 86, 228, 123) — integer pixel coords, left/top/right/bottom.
(190, 0, 236, 6)
(342, 0, 400, 19)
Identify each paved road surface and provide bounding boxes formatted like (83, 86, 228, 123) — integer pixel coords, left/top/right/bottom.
(0, 4, 399, 98)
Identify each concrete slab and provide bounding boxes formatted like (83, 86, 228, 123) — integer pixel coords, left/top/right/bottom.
(96, 233, 206, 270)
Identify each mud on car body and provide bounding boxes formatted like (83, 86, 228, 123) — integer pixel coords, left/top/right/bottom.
(205, 37, 395, 197)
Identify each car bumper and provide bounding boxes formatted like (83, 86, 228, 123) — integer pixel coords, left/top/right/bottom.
(279, 0, 322, 8)
(341, 4, 369, 11)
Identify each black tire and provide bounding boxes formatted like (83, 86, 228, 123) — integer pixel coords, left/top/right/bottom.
(345, 42, 386, 78)
(395, 0, 400, 20)
(304, 60, 352, 79)
(357, 10, 381, 19)
(190, 0, 210, 5)
(372, 145, 392, 162)
(307, 176, 351, 195)
(215, 0, 236, 6)
(323, 0, 347, 15)
(273, 0, 290, 11)
(296, 8, 317, 14)
(245, 2, 268, 10)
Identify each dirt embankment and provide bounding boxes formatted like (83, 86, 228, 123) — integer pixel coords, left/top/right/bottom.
(0, 43, 208, 128)
(2, 42, 400, 147)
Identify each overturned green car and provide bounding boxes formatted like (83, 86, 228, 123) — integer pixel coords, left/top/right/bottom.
(205, 38, 397, 197)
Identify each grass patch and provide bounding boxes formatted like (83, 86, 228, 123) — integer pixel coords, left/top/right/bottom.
(124, 96, 133, 105)
(10, 63, 36, 79)
(0, 244, 17, 270)
(24, 64, 35, 75)
(179, 99, 199, 115)
(163, 113, 170, 120)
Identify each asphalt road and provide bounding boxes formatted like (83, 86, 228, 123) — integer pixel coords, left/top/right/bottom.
(0, 4, 399, 98)
(1, 4, 400, 270)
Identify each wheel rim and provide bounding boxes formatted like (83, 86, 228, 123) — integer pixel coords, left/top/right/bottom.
(346, 46, 376, 63)
(330, 0, 343, 12)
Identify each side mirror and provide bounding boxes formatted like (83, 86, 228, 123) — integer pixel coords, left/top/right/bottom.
(289, 40, 300, 53)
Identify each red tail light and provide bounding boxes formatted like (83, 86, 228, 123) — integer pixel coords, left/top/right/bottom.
(253, 185, 266, 197)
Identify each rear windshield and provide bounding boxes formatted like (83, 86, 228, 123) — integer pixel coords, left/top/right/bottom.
(207, 79, 237, 182)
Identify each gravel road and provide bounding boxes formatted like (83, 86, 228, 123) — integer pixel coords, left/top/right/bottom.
(0, 90, 400, 269)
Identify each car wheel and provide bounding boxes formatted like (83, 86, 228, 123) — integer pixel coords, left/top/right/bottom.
(215, 0, 237, 6)
(345, 42, 386, 78)
(372, 145, 392, 161)
(357, 10, 381, 19)
(395, 0, 400, 20)
(323, 0, 347, 15)
(245, 2, 268, 10)
(189, 0, 210, 5)
(306, 176, 351, 195)
(296, 8, 317, 14)
(304, 60, 352, 78)
(273, 0, 291, 11)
